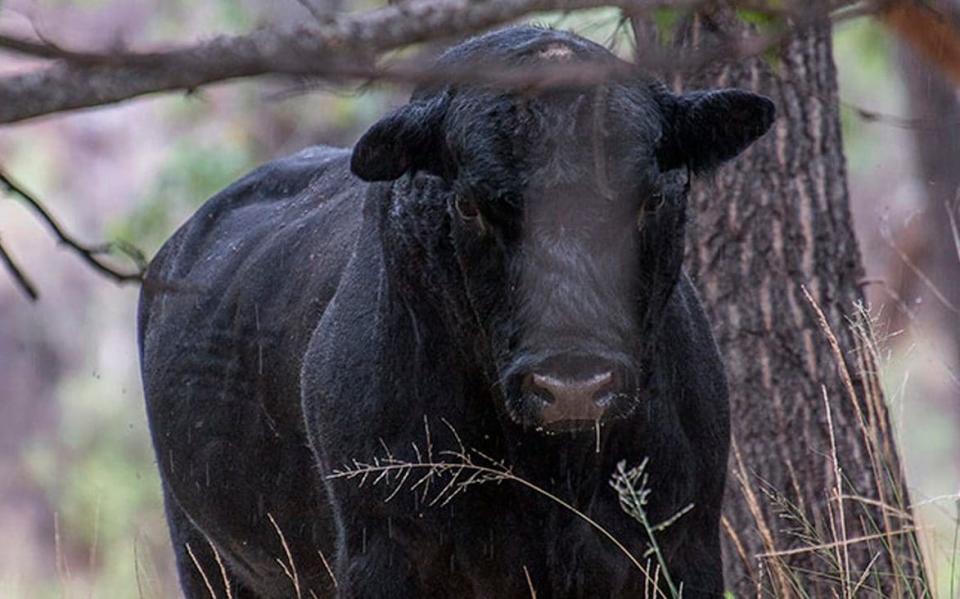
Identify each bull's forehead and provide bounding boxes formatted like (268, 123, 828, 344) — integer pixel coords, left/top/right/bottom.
(448, 80, 663, 207)
(520, 88, 658, 194)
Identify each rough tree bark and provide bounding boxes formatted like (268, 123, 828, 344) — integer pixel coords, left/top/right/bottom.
(668, 9, 928, 596)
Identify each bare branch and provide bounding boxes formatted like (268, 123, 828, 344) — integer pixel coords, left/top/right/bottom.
(0, 0, 638, 123)
(277, 15, 848, 99)
(0, 169, 145, 285)
(0, 31, 132, 64)
(0, 0, 954, 125)
(842, 100, 960, 130)
(0, 0, 807, 124)
(0, 236, 39, 300)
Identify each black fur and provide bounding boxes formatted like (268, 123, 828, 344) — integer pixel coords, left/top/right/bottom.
(139, 26, 773, 598)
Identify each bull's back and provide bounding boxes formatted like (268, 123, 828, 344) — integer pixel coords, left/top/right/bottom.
(139, 145, 359, 347)
(137, 146, 361, 591)
(140, 145, 360, 400)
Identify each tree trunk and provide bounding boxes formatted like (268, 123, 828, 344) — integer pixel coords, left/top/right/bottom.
(664, 10, 928, 596)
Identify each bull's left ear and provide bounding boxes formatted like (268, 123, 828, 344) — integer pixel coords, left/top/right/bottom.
(658, 89, 775, 173)
(350, 93, 450, 182)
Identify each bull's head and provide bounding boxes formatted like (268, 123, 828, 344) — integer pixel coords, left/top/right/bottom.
(350, 27, 773, 432)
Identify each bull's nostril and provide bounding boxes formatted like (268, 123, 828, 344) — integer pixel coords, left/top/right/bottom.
(531, 371, 613, 400)
(528, 370, 615, 423)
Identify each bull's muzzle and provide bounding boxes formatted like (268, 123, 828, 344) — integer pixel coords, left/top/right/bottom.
(522, 365, 625, 428)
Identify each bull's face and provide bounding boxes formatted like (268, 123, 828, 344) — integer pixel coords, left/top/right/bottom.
(351, 27, 774, 432)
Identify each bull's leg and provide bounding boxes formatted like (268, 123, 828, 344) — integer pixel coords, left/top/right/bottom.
(163, 486, 260, 599)
(336, 522, 422, 599)
(665, 532, 725, 599)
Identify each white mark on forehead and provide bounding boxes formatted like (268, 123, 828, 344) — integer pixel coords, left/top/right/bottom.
(538, 44, 574, 60)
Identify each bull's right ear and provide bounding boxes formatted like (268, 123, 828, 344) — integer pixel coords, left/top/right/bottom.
(657, 89, 775, 174)
(350, 94, 450, 182)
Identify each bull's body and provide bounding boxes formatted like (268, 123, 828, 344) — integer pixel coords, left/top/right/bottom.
(139, 25, 775, 599)
(140, 147, 728, 598)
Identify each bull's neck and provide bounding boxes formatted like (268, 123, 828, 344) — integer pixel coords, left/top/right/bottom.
(377, 180, 483, 363)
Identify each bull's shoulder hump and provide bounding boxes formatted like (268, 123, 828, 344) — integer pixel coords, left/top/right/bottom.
(150, 146, 358, 274)
(140, 146, 365, 336)
(204, 145, 353, 213)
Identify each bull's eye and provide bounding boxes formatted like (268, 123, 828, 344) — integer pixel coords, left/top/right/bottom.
(637, 192, 666, 230)
(455, 195, 482, 222)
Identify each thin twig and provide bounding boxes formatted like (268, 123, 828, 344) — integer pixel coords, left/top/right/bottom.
(729, 438, 793, 597)
(947, 190, 960, 264)
(841, 100, 960, 131)
(949, 496, 960, 599)
(756, 527, 920, 559)
(523, 565, 538, 598)
(0, 168, 146, 286)
(205, 536, 234, 599)
(317, 548, 338, 589)
(267, 513, 302, 599)
(0, 237, 38, 300)
(88, 494, 102, 599)
(329, 460, 652, 575)
(134, 535, 147, 599)
(0, 31, 152, 64)
(185, 542, 218, 599)
(836, 494, 914, 521)
(822, 386, 852, 599)
(54, 512, 72, 595)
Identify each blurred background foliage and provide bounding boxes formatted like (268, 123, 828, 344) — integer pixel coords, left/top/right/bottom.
(0, 1, 957, 597)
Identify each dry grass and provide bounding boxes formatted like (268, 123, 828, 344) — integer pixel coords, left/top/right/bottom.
(184, 542, 217, 598)
(329, 418, 685, 598)
(268, 512, 302, 599)
(715, 290, 938, 598)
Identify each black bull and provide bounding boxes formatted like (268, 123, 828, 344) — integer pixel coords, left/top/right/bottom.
(139, 26, 774, 598)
